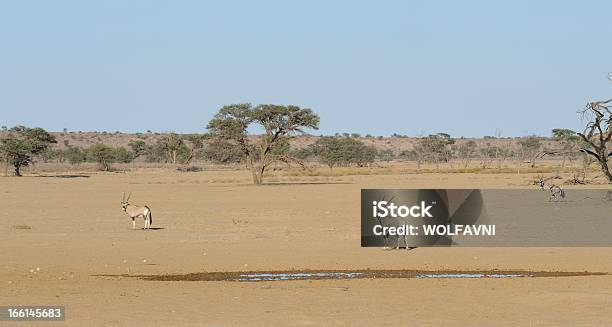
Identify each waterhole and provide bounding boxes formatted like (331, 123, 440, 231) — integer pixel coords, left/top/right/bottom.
(105, 270, 606, 282)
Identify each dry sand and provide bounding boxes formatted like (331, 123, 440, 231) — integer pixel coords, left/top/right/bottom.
(2, 169, 612, 326)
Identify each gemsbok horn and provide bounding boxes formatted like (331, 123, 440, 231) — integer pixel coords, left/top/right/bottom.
(121, 192, 153, 229)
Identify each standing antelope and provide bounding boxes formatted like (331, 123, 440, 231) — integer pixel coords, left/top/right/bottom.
(121, 192, 153, 229)
(548, 184, 566, 201)
(534, 174, 554, 191)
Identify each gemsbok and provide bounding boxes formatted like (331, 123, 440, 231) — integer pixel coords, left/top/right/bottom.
(534, 174, 555, 191)
(548, 184, 566, 202)
(121, 192, 153, 229)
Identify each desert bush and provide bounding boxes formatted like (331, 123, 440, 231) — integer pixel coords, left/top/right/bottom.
(200, 139, 245, 164)
(378, 149, 395, 162)
(148, 133, 190, 164)
(312, 136, 377, 169)
(399, 149, 417, 161)
(39, 148, 62, 163)
(144, 138, 188, 164)
(86, 144, 133, 170)
(64, 147, 87, 165)
(87, 144, 116, 171)
(144, 143, 167, 163)
(353, 144, 377, 167)
(112, 147, 135, 163)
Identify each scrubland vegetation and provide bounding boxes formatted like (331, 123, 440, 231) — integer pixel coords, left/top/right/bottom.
(2, 98, 612, 185)
(0, 126, 604, 184)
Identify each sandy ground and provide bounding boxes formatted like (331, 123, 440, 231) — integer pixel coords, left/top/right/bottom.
(2, 169, 612, 326)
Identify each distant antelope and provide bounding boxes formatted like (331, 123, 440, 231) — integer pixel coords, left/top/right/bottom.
(534, 174, 555, 191)
(548, 184, 566, 201)
(537, 178, 545, 190)
(121, 192, 153, 229)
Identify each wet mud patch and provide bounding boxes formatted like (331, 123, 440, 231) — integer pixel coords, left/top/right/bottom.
(101, 269, 607, 282)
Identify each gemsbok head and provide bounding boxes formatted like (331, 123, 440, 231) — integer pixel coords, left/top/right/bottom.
(121, 192, 153, 229)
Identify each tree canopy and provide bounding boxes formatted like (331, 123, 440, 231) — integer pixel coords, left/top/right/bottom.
(207, 103, 319, 184)
(0, 126, 57, 176)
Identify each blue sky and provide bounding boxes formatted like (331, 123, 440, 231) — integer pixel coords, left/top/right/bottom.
(1, 1, 611, 137)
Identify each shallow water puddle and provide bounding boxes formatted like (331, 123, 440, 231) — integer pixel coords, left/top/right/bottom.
(415, 273, 530, 279)
(109, 269, 606, 282)
(238, 272, 365, 281)
(235, 272, 533, 281)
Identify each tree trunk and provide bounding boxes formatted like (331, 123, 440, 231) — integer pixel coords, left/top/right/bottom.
(495, 148, 500, 169)
(530, 153, 537, 168)
(561, 155, 567, 170)
(14, 164, 21, 177)
(599, 150, 612, 183)
(248, 158, 265, 185)
(251, 168, 263, 185)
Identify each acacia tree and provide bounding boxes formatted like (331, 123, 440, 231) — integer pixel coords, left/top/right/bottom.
(378, 149, 395, 163)
(518, 136, 543, 168)
(88, 143, 116, 171)
(413, 133, 454, 169)
(551, 128, 580, 169)
(207, 103, 319, 184)
(0, 126, 56, 176)
(182, 134, 206, 165)
(312, 137, 344, 170)
(158, 133, 185, 164)
(128, 140, 147, 159)
(577, 99, 612, 182)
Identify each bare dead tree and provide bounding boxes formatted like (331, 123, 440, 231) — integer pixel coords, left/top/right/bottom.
(577, 98, 612, 183)
(531, 150, 557, 168)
